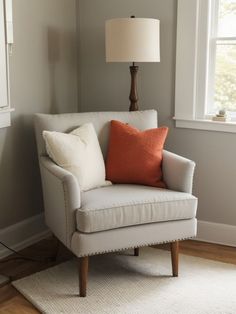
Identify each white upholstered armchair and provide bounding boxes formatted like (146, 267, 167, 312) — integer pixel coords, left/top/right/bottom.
(34, 110, 197, 297)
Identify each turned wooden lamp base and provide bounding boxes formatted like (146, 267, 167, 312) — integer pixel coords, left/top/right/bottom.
(129, 63, 139, 111)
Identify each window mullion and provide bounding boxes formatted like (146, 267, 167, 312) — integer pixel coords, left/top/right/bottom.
(206, 0, 219, 116)
(195, 0, 213, 119)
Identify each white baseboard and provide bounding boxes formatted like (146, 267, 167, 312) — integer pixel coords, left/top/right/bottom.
(196, 220, 236, 247)
(0, 213, 51, 259)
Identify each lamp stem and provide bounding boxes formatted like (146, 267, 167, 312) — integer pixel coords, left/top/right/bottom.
(129, 63, 139, 111)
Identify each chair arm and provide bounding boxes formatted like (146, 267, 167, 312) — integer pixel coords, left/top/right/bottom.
(162, 150, 196, 193)
(40, 156, 81, 248)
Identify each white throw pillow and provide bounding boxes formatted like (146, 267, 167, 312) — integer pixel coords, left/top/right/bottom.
(43, 123, 111, 191)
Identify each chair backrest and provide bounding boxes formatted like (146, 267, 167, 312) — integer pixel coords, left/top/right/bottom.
(34, 110, 158, 158)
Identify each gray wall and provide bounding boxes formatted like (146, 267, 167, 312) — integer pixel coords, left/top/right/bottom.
(77, 0, 236, 226)
(1, 0, 235, 230)
(0, 0, 78, 229)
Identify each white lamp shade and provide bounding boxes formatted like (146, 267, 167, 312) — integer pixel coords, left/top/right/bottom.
(105, 18, 160, 63)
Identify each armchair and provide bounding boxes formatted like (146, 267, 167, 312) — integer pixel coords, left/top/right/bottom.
(34, 110, 197, 297)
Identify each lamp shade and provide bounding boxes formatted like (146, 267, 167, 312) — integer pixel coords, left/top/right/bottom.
(105, 18, 160, 63)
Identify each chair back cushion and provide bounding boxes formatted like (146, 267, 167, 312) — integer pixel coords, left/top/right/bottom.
(106, 120, 168, 188)
(43, 123, 111, 191)
(34, 110, 158, 158)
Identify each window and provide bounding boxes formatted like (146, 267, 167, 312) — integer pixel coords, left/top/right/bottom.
(208, 0, 236, 117)
(175, 0, 236, 132)
(0, 0, 13, 128)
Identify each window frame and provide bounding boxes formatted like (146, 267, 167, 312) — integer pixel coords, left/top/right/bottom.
(207, 0, 236, 119)
(175, 0, 236, 133)
(0, 0, 14, 129)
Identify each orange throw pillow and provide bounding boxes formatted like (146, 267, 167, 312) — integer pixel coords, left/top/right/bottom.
(106, 120, 168, 188)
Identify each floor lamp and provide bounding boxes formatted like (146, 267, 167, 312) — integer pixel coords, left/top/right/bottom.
(105, 17, 160, 111)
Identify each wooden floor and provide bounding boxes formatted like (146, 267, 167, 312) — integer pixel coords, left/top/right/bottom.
(0, 238, 236, 313)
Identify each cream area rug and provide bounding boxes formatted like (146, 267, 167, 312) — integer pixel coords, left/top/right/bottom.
(13, 248, 236, 314)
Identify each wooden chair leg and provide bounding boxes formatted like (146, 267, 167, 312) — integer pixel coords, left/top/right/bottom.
(79, 256, 89, 297)
(134, 248, 139, 256)
(170, 241, 179, 277)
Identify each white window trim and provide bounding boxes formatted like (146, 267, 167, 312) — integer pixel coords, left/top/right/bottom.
(174, 0, 236, 133)
(0, 0, 14, 129)
(0, 107, 14, 127)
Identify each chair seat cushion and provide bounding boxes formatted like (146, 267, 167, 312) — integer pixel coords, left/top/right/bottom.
(76, 184, 197, 233)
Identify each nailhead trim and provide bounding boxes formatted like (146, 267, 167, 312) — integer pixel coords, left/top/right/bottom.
(62, 182, 69, 247)
(41, 159, 73, 248)
(77, 236, 194, 257)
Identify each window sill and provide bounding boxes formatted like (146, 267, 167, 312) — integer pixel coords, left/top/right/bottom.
(174, 117, 236, 133)
(0, 108, 14, 129)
